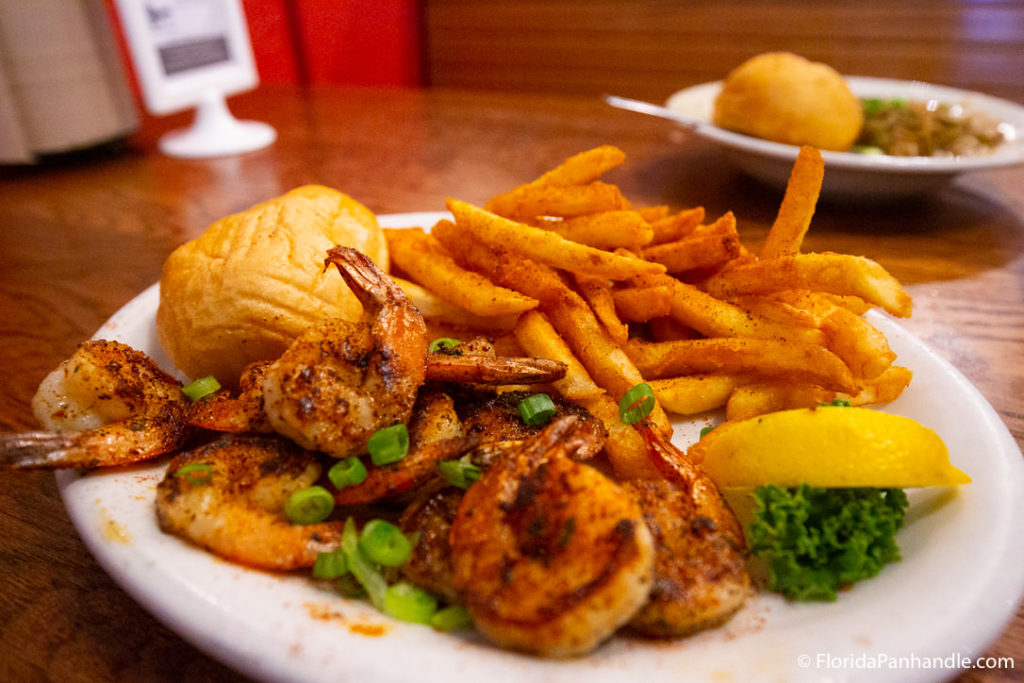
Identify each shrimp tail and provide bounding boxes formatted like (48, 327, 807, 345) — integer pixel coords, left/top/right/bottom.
(0, 431, 86, 469)
(325, 246, 404, 310)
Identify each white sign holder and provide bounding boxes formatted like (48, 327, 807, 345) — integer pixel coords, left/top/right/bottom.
(113, 0, 275, 158)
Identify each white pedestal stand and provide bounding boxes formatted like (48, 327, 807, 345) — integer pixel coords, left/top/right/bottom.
(158, 90, 275, 159)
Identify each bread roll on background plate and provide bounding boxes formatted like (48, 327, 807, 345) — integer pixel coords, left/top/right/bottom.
(156, 185, 388, 387)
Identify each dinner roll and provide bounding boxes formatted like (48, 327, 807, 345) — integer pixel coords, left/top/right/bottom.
(156, 185, 388, 387)
(712, 52, 863, 151)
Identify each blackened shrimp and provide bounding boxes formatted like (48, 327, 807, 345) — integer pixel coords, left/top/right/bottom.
(156, 434, 343, 571)
(627, 422, 749, 637)
(187, 361, 274, 433)
(450, 416, 655, 657)
(262, 246, 428, 458)
(0, 340, 190, 469)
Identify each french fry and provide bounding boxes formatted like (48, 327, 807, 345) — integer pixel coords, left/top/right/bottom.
(625, 337, 859, 394)
(534, 144, 627, 186)
(514, 310, 661, 480)
(483, 181, 630, 219)
(760, 146, 824, 259)
(446, 198, 664, 280)
(640, 212, 742, 274)
(548, 210, 654, 250)
(433, 223, 674, 436)
(725, 381, 836, 421)
(573, 273, 629, 346)
(648, 206, 706, 245)
(385, 227, 539, 317)
(700, 252, 913, 318)
(393, 276, 520, 332)
(612, 285, 672, 322)
(649, 375, 746, 415)
(635, 205, 670, 222)
(635, 272, 827, 344)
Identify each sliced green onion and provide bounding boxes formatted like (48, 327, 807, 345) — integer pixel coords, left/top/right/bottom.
(174, 462, 212, 485)
(821, 398, 852, 407)
(328, 457, 368, 489)
(285, 485, 334, 525)
(358, 519, 413, 567)
(430, 604, 473, 631)
(618, 383, 656, 424)
(335, 574, 367, 599)
(312, 549, 348, 579)
(699, 425, 716, 439)
(182, 375, 221, 402)
(429, 337, 462, 353)
(368, 424, 409, 466)
(341, 517, 388, 609)
(438, 459, 481, 489)
(384, 581, 438, 624)
(517, 392, 557, 427)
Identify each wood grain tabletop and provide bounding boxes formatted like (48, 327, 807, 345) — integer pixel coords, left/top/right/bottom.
(0, 85, 1020, 682)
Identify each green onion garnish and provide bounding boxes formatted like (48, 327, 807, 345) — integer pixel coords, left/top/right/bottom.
(517, 392, 557, 427)
(699, 425, 715, 439)
(358, 519, 413, 567)
(430, 604, 473, 631)
(328, 457, 368, 489)
(821, 398, 852, 407)
(367, 424, 410, 466)
(340, 517, 388, 609)
(429, 337, 462, 353)
(384, 581, 438, 624)
(181, 375, 221, 401)
(438, 459, 481, 489)
(284, 485, 335, 525)
(174, 462, 212, 485)
(618, 383, 656, 424)
(312, 548, 349, 579)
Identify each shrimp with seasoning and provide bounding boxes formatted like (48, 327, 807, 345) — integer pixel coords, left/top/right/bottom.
(0, 340, 190, 469)
(449, 415, 655, 657)
(262, 246, 429, 458)
(156, 434, 343, 571)
(626, 421, 749, 637)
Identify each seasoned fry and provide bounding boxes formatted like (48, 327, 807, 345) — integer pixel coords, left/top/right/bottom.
(386, 227, 539, 317)
(640, 212, 742, 274)
(635, 205, 671, 223)
(701, 252, 913, 318)
(549, 210, 654, 250)
(446, 198, 664, 280)
(433, 223, 673, 435)
(535, 144, 627, 187)
(514, 311, 660, 480)
(759, 146, 824, 259)
(483, 181, 630, 220)
(393, 276, 519, 331)
(648, 206, 706, 245)
(635, 272, 826, 344)
(649, 375, 747, 416)
(613, 285, 672, 323)
(625, 337, 859, 394)
(573, 273, 629, 345)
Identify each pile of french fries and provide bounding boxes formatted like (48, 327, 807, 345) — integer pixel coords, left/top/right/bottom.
(386, 145, 913, 480)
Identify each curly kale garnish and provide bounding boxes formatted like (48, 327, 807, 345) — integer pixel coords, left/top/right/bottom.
(748, 484, 909, 601)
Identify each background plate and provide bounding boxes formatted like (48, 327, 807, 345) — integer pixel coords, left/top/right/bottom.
(57, 213, 1024, 682)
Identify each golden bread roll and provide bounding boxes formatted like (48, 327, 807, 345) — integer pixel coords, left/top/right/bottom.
(157, 185, 388, 387)
(712, 52, 863, 151)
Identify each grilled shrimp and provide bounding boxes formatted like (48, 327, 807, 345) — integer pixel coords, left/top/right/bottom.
(398, 480, 464, 603)
(0, 340, 190, 469)
(262, 246, 428, 458)
(156, 434, 343, 571)
(450, 416, 655, 657)
(333, 388, 470, 505)
(627, 422, 749, 637)
(187, 361, 273, 433)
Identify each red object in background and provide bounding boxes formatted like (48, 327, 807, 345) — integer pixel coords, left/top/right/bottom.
(245, 0, 421, 87)
(104, 0, 421, 93)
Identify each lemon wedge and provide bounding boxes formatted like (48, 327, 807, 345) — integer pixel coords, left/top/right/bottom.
(691, 406, 970, 489)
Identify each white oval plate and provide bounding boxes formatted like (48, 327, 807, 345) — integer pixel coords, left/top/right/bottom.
(56, 213, 1024, 682)
(666, 77, 1024, 200)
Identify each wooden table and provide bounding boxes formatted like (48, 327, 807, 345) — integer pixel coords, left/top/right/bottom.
(0, 85, 1020, 681)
